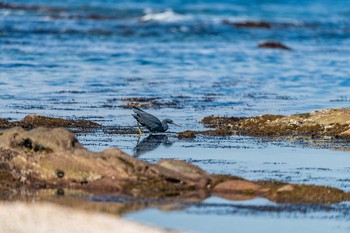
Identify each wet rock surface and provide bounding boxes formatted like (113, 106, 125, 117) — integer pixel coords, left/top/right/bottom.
(201, 108, 350, 139)
(0, 127, 211, 197)
(0, 114, 101, 130)
(0, 127, 349, 205)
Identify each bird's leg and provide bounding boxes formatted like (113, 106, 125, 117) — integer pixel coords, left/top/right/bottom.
(137, 123, 143, 135)
(136, 133, 141, 143)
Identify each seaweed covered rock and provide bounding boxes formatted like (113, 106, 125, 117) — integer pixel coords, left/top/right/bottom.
(257, 181, 348, 204)
(201, 108, 350, 138)
(177, 130, 196, 139)
(21, 114, 101, 128)
(0, 114, 101, 130)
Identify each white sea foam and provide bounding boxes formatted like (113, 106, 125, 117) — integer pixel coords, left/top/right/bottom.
(0, 10, 11, 19)
(139, 8, 189, 23)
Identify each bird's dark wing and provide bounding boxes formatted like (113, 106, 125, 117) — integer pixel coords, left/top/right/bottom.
(132, 107, 162, 130)
(132, 114, 142, 124)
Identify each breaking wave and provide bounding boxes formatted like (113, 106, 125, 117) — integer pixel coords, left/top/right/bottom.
(139, 9, 189, 23)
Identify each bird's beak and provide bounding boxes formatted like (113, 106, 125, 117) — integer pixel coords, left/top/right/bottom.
(172, 122, 181, 127)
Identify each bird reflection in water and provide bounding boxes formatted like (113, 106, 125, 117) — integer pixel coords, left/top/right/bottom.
(133, 134, 173, 157)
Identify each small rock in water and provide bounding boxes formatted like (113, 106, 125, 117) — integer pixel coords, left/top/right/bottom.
(258, 41, 292, 50)
(223, 20, 271, 29)
(177, 130, 196, 139)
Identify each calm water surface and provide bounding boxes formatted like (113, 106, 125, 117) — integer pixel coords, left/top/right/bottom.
(1, 0, 350, 232)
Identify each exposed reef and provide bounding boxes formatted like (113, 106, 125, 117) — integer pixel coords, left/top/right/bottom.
(0, 114, 101, 130)
(201, 108, 350, 139)
(0, 127, 349, 204)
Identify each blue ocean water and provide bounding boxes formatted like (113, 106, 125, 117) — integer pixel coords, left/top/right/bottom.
(1, 1, 350, 232)
(1, 0, 350, 122)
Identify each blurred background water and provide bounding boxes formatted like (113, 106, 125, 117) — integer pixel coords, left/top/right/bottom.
(1, 0, 350, 123)
(1, 0, 350, 232)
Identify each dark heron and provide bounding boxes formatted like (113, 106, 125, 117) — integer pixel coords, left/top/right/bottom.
(132, 107, 180, 134)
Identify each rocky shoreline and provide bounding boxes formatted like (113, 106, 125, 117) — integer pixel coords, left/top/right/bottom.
(1, 108, 350, 231)
(0, 125, 349, 204)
